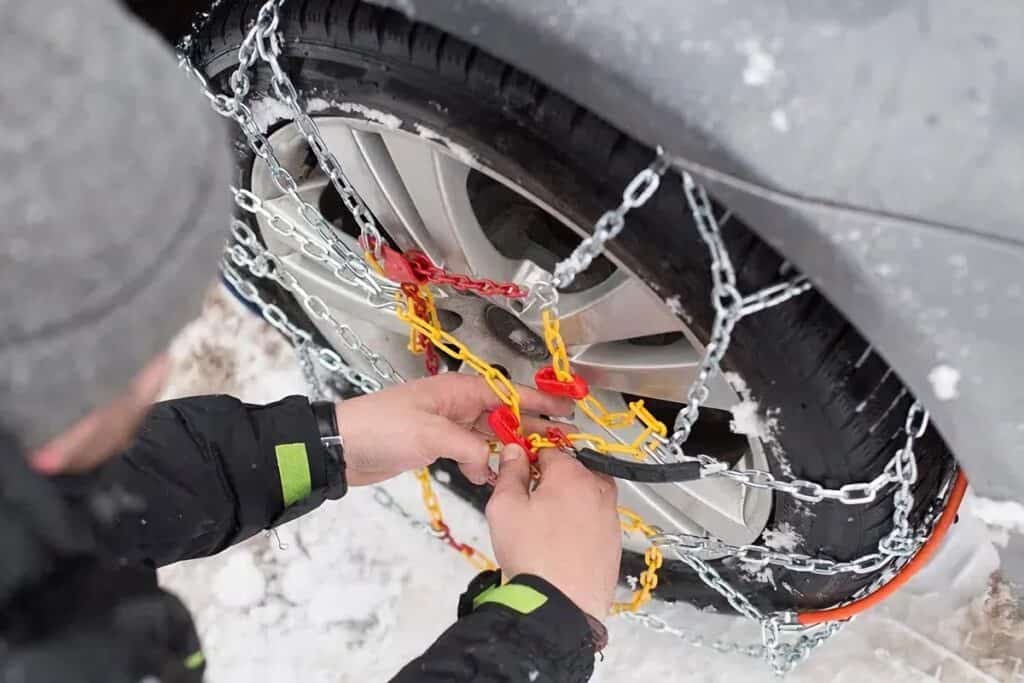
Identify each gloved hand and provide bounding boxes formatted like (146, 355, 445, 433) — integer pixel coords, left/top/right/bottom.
(335, 373, 572, 486)
(485, 444, 621, 620)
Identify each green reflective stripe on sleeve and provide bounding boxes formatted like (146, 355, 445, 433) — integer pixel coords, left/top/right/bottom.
(472, 583, 548, 614)
(275, 443, 312, 507)
(471, 583, 499, 608)
(184, 650, 205, 670)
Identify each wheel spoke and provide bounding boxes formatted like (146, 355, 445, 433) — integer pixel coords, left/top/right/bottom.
(570, 339, 736, 410)
(382, 132, 519, 281)
(279, 252, 408, 335)
(258, 176, 331, 254)
(308, 122, 437, 256)
(624, 477, 764, 547)
(556, 274, 684, 346)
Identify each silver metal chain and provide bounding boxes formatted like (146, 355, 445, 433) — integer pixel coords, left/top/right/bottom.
(221, 248, 386, 394)
(178, 1, 956, 674)
(225, 219, 405, 388)
(226, 0, 387, 255)
(552, 152, 670, 289)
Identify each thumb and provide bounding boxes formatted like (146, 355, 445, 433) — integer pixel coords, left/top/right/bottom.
(490, 444, 531, 504)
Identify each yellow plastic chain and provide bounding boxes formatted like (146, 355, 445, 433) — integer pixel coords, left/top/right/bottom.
(542, 308, 574, 382)
(405, 284, 440, 355)
(370, 251, 663, 612)
(413, 468, 497, 572)
(539, 308, 665, 611)
(365, 251, 497, 573)
(397, 301, 523, 421)
(541, 310, 668, 458)
(613, 507, 665, 613)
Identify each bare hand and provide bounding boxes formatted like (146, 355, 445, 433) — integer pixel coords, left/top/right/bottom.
(485, 444, 621, 620)
(335, 373, 573, 486)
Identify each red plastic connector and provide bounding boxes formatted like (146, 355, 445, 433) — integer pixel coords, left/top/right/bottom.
(487, 405, 538, 462)
(380, 244, 420, 284)
(534, 367, 590, 400)
(545, 427, 573, 451)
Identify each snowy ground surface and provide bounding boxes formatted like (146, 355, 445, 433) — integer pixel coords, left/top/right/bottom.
(160, 287, 1024, 682)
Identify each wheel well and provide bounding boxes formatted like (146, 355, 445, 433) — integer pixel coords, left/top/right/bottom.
(122, 0, 211, 44)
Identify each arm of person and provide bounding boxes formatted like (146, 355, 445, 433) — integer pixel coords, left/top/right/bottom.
(53, 393, 339, 566)
(53, 374, 571, 568)
(391, 445, 620, 683)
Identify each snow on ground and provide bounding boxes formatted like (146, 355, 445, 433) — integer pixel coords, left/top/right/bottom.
(160, 287, 1024, 682)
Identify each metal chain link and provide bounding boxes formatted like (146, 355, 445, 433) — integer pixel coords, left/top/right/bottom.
(225, 222, 405, 387)
(180, 43, 391, 302)
(622, 610, 768, 659)
(673, 173, 761, 444)
(552, 151, 670, 289)
(224, 4, 387, 254)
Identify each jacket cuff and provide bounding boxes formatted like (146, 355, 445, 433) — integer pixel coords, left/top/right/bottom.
(258, 397, 345, 528)
(505, 574, 606, 653)
(458, 570, 603, 654)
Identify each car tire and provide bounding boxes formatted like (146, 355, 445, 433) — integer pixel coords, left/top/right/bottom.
(193, 0, 957, 613)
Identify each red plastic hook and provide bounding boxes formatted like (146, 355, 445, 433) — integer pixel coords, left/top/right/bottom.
(487, 406, 538, 462)
(534, 366, 590, 400)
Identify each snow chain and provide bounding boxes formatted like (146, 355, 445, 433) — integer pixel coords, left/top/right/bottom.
(178, 1, 961, 674)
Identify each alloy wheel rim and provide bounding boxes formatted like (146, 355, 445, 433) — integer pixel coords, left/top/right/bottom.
(250, 112, 773, 550)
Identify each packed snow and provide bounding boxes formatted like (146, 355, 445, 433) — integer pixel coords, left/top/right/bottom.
(736, 39, 777, 87)
(306, 99, 404, 130)
(930, 364, 962, 401)
(159, 287, 1024, 682)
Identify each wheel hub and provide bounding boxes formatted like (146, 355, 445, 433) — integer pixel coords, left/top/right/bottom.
(483, 305, 549, 362)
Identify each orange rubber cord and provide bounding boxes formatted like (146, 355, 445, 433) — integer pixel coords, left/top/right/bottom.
(796, 470, 968, 626)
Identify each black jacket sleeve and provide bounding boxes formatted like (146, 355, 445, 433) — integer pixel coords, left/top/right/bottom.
(55, 394, 344, 567)
(392, 573, 602, 683)
(1, 429, 207, 683)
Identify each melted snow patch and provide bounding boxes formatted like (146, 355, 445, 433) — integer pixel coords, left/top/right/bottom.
(970, 495, 1024, 535)
(249, 96, 294, 134)
(307, 98, 403, 130)
(762, 522, 803, 552)
(413, 124, 476, 165)
(928, 364, 961, 401)
(742, 564, 777, 588)
(770, 108, 790, 132)
(665, 295, 693, 324)
(725, 373, 778, 439)
(737, 39, 777, 86)
(729, 399, 776, 441)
